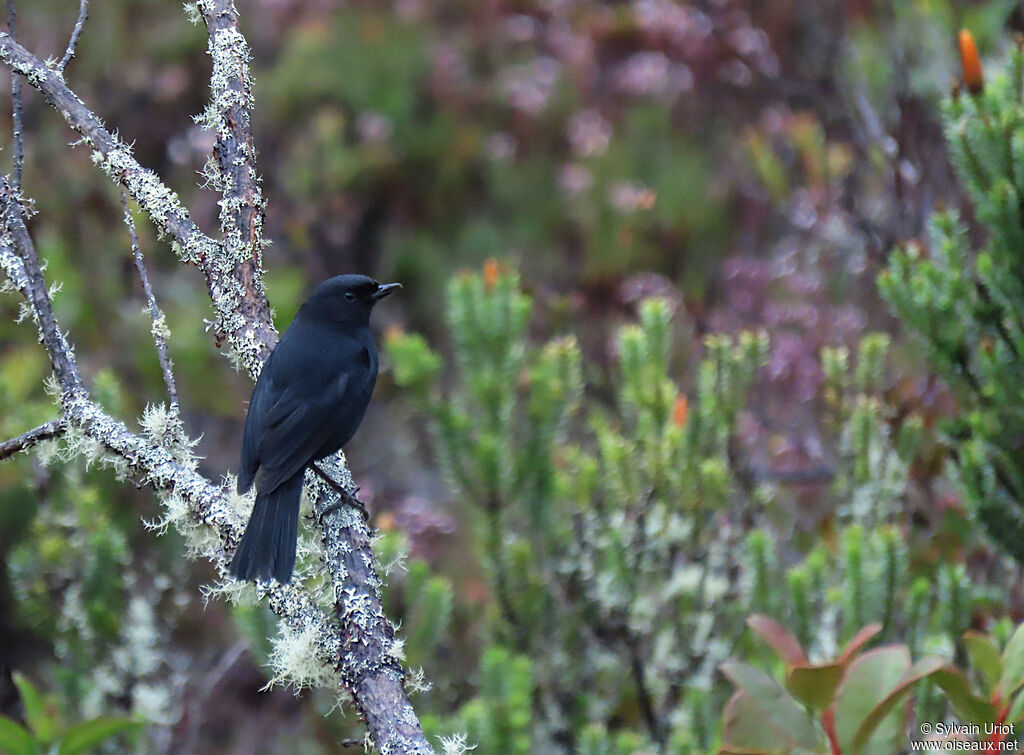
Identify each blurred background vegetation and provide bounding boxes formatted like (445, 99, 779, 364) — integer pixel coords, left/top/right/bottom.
(5, 0, 1024, 753)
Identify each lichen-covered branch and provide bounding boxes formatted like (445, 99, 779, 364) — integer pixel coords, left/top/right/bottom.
(0, 31, 276, 370)
(309, 456, 435, 755)
(0, 178, 81, 388)
(196, 0, 272, 379)
(6, 0, 23, 191)
(0, 419, 63, 460)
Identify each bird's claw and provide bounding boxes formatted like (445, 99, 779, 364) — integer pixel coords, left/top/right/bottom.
(319, 488, 369, 523)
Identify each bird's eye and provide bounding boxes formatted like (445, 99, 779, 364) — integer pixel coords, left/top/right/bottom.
(344, 292, 356, 302)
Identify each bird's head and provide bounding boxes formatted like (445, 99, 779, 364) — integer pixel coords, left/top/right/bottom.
(300, 274, 401, 327)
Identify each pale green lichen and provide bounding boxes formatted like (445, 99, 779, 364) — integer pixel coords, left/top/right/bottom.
(266, 621, 339, 690)
(149, 310, 171, 344)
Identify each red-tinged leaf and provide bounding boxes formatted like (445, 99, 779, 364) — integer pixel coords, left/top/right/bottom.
(720, 661, 822, 752)
(747, 614, 808, 666)
(852, 656, 947, 751)
(786, 663, 844, 711)
(837, 624, 883, 666)
(830, 645, 910, 754)
(931, 667, 999, 726)
(963, 631, 1002, 696)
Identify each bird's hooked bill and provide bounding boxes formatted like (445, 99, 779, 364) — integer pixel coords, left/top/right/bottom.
(372, 282, 402, 300)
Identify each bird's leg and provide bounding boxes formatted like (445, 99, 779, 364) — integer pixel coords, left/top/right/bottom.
(312, 462, 369, 521)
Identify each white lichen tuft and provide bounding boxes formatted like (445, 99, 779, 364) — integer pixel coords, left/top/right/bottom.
(201, 577, 256, 607)
(384, 636, 406, 663)
(438, 733, 477, 755)
(266, 621, 339, 690)
(405, 666, 432, 695)
(183, 2, 202, 25)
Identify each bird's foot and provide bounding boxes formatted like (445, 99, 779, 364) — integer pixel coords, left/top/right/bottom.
(319, 491, 369, 523)
(312, 462, 347, 495)
(312, 464, 369, 522)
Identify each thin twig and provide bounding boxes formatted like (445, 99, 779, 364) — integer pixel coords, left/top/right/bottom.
(57, 0, 89, 73)
(0, 419, 62, 461)
(5, 0, 22, 191)
(122, 190, 178, 408)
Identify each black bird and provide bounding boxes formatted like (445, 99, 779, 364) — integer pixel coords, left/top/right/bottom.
(229, 275, 401, 583)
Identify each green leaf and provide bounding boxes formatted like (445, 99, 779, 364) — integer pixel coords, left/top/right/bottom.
(931, 667, 998, 726)
(720, 691, 821, 754)
(852, 656, 946, 751)
(830, 646, 909, 754)
(11, 674, 55, 745)
(1007, 687, 1024, 725)
(999, 621, 1024, 698)
(964, 631, 1002, 695)
(57, 717, 141, 755)
(719, 661, 822, 751)
(0, 716, 36, 755)
(786, 663, 844, 711)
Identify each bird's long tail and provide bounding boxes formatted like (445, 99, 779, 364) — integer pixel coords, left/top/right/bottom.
(229, 470, 304, 583)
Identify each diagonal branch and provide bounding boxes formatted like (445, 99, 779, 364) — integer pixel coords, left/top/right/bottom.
(0, 178, 81, 389)
(0, 31, 277, 372)
(0, 419, 63, 460)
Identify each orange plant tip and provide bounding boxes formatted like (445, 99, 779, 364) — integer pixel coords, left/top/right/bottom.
(672, 394, 689, 428)
(483, 258, 500, 291)
(959, 29, 984, 95)
(384, 323, 404, 342)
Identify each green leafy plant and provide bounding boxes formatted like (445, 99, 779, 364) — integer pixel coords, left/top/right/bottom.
(880, 33, 1024, 563)
(388, 262, 768, 749)
(0, 673, 141, 755)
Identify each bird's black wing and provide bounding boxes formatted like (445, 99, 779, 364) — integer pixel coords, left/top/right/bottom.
(252, 369, 351, 494)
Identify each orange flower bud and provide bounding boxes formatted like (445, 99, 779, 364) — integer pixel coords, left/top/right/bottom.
(672, 394, 689, 427)
(959, 29, 984, 95)
(483, 259, 500, 292)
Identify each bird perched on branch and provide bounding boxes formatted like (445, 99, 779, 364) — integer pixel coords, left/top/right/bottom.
(229, 274, 401, 583)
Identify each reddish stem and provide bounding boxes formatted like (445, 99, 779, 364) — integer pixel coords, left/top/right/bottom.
(822, 708, 842, 755)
